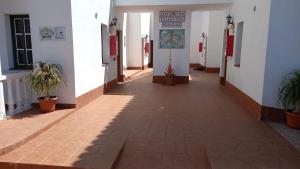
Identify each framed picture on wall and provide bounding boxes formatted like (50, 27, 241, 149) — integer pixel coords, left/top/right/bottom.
(39, 27, 55, 40)
(159, 29, 185, 49)
(54, 27, 66, 40)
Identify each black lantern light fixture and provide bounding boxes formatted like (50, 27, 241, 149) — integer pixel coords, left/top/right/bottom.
(226, 14, 233, 26)
(110, 16, 118, 27)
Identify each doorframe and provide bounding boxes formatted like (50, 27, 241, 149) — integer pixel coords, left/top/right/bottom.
(220, 29, 229, 85)
(149, 40, 153, 68)
(141, 38, 145, 70)
(117, 30, 124, 82)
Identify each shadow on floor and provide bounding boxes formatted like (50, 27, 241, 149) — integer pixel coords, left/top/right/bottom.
(69, 70, 300, 169)
(72, 71, 212, 169)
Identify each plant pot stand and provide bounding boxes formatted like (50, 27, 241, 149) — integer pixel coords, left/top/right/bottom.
(38, 97, 58, 113)
(286, 112, 300, 129)
(165, 77, 176, 86)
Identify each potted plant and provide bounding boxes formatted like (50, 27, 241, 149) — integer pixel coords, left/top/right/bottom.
(278, 70, 300, 129)
(27, 62, 65, 113)
(164, 49, 176, 86)
(165, 63, 176, 86)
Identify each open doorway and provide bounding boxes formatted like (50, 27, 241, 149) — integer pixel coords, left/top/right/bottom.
(121, 12, 153, 81)
(189, 11, 225, 74)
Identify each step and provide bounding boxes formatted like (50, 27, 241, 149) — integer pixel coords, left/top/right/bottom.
(112, 137, 212, 169)
(0, 108, 76, 156)
(0, 162, 84, 169)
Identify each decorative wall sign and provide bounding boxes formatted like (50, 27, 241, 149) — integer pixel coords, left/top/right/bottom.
(159, 29, 185, 49)
(159, 11, 185, 28)
(162, 22, 182, 28)
(159, 11, 185, 22)
(40, 27, 55, 40)
(54, 27, 66, 40)
(40, 26, 66, 40)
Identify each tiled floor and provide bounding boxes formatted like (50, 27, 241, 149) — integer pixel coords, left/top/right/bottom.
(0, 70, 299, 169)
(123, 69, 141, 78)
(267, 121, 300, 151)
(0, 108, 75, 156)
(123, 69, 152, 82)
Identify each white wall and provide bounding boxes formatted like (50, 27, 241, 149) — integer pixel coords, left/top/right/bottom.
(71, 0, 117, 98)
(206, 11, 225, 68)
(226, 0, 271, 104)
(153, 10, 191, 77)
(0, 0, 76, 104)
(125, 12, 151, 68)
(115, 0, 232, 6)
(122, 13, 128, 69)
(189, 11, 209, 65)
(141, 13, 151, 66)
(126, 13, 142, 67)
(262, 0, 300, 108)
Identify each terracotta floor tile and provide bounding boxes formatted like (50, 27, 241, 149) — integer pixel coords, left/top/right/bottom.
(0, 69, 299, 169)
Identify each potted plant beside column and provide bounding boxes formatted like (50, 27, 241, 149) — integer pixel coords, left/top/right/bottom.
(27, 62, 65, 113)
(278, 70, 300, 129)
(165, 49, 176, 86)
(165, 64, 176, 86)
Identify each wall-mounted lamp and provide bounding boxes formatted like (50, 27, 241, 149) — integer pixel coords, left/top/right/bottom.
(226, 14, 235, 32)
(226, 14, 234, 26)
(110, 16, 118, 27)
(144, 34, 149, 40)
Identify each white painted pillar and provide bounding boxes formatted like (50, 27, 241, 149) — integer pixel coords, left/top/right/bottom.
(6, 79, 15, 116)
(0, 51, 6, 119)
(0, 80, 6, 120)
(15, 78, 23, 111)
(22, 77, 31, 110)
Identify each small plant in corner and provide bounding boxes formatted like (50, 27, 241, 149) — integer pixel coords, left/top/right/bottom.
(278, 70, 300, 129)
(165, 49, 176, 86)
(27, 62, 65, 113)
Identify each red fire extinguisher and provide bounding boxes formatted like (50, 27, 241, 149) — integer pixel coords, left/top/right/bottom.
(144, 42, 150, 54)
(110, 35, 117, 56)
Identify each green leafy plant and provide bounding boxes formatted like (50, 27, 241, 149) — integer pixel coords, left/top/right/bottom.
(278, 70, 300, 113)
(27, 62, 65, 99)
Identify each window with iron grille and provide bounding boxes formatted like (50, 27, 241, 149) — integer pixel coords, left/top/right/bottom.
(10, 15, 33, 69)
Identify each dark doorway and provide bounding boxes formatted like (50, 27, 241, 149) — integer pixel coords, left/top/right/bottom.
(117, 30, 124, 82)
(149, 40, 153, 68)
(220, 29, 229, 85)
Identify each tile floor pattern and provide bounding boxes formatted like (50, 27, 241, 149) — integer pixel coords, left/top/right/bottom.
(0, 70, 300, 169)
(267, 121, 300, 151)
(0, 108, 75, 156)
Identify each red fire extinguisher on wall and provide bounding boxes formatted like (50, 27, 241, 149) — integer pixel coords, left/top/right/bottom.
(199, 42, 203, 53)
(144, 42, 150, 54)
(110, 35, 117, 56)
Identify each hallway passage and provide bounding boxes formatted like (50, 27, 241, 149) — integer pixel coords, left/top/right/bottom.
(0, 70, 299, 169)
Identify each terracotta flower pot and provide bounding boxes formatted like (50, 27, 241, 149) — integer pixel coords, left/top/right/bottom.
(38, 96, 58, 113)
(286, 112, 300, 129)
(165, 77, 176, 86)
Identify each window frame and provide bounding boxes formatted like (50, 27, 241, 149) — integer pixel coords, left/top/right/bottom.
(101, 24, 109, 65)
(10, 15, 33, 70)
(234, 21, 244, 67)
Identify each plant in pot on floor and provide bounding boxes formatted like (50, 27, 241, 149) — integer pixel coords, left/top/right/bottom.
(165, 63, 176, 86)
(278, 70, 300, 129)
(164, 49, 176, 86)
(27, 62, 65, 113)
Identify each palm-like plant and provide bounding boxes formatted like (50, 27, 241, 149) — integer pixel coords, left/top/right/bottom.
(278, 70, 300, 113)
(27, 62, 65, 99)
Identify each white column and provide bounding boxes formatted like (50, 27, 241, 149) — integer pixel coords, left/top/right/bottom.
(22, 77, 31, 109)
(15, 78, 23, 112)
(6, 79, 15, 116)
(0, 81, 6, 120)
